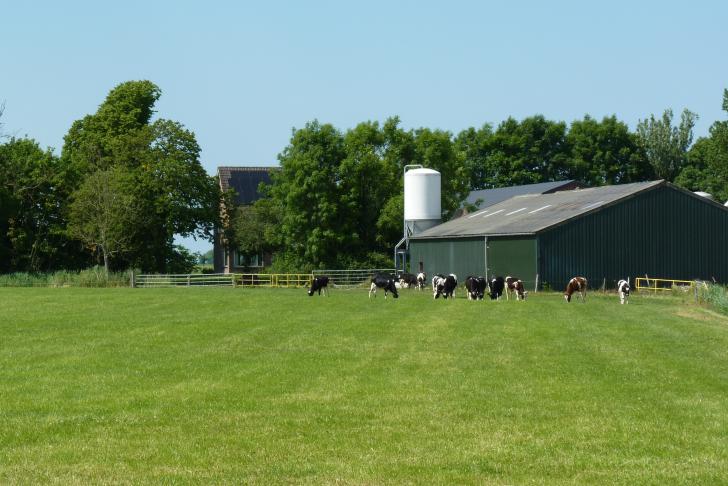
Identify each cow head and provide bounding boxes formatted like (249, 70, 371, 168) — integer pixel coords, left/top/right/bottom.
(389, 279, 399, 298)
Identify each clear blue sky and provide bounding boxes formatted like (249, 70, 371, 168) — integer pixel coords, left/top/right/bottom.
(2, 1, 726, 253)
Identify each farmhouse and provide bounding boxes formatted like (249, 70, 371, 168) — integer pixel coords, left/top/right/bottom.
(213, 166, 276, 273)
(408, 180, 728, 290)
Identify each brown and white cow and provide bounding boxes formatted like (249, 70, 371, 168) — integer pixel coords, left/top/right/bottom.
(505, 276, 528, 301)
(564, 276, 587, 303)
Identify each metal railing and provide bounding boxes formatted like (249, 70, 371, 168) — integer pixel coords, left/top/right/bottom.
(134, 273, 313, 288)
(313, 268, 397, 288)
(237, 273, 312, 288)
(134, 273, 237, 288)
(635, 277, 695, 292)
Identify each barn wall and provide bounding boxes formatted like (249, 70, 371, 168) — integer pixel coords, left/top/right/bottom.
(538, 185, 728, 289)
(408, 237, 485, 280)
(486, 237, 538, 289)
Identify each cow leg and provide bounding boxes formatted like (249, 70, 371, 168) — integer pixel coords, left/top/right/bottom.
(369, 283, 376, 298)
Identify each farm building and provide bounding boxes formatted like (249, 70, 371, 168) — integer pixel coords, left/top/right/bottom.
(408, 180, 728, 290)
(213, 166, 276, 273)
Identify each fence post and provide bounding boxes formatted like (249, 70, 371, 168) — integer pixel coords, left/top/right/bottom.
(187, 275, 191, 287)
(534, 274, 539, 293)
(232, 274, 236, 288)
(694, 281, 698, 303)
(130, 271, 135, 288)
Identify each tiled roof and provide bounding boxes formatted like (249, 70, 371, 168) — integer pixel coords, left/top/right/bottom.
(218, 166, 277, 205)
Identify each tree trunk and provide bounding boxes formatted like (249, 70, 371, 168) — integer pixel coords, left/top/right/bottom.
(102, 247, 109, 274)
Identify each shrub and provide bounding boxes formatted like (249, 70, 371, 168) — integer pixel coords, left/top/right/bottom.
(700, 283, 728, 315)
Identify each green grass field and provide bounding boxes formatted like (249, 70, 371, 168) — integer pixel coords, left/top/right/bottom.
(2, 287, 728, 484)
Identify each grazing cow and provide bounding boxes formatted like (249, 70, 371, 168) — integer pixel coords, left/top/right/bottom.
(617, 279, 630, 304)
(488, 276, 505, 300)
(416, 272, 427, 291)
(308, 276, 329, 296)
(564, 276, 587, 302)
(398, 272, 418, 289)
(369, 274, 399, 299)
(505, 276, 527, 301)
(432, 274, 446, 294)
(435, 274, 458, 299)
(465, 276, 487, 300)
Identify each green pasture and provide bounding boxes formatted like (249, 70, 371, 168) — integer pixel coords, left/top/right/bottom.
(1, 287, 727, 484)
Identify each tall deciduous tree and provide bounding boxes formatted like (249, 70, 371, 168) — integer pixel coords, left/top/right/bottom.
(268, 121, 347, 269)
(676, 90, 728, 202)
(61, 81, 220, 272)
(0, 138, 86, 272)
(262, 118, 469, 271)
(459, 116, 570, 190)
(454, 124, 494, 191)
(67, 168, 138, 273)
(566, 115, 652, 185)
(636, 108, 698, 181)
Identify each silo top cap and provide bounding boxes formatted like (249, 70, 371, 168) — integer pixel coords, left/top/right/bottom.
(407, 168, 440, 176)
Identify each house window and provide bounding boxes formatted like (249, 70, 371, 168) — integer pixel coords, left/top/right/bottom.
(235, 251, 264, 268)
(248, 253, 263, 268)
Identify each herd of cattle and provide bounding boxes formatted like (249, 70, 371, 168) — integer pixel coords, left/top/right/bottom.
(308, 273, 633, 304)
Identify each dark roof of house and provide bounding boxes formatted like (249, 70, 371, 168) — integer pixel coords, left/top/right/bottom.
(218, 166, 276, 205)
(465, 180, 580, 209)
(412, 181, 669, 239)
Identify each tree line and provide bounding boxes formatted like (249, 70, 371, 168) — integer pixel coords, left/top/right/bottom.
(229, 91, 728, 272)
(2, 82, 727, 274)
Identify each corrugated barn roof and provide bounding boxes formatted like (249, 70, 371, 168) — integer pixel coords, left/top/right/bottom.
(413, 180, 666, 238)
(465, 180, 579, 209)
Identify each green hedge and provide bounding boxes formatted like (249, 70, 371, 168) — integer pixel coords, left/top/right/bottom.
(0, 267, 133, 287)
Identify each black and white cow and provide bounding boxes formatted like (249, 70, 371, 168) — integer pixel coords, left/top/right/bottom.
(369, 274, 399, 299)
(434, 274, 458, 299)
(398, 272, 418, 289)
(416, 272, 427, 291)
(432, 274, 446, 294)
(564, 276, 587, 303)
(465, 276, 487, 300)
(617, 279, 630, 304)
(488, 276, 505, 300)
(308, 276, 329, 296)
(505, 276, 527, 301)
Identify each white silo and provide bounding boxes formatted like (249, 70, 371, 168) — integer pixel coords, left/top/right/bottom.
(404, 167, 442, 236)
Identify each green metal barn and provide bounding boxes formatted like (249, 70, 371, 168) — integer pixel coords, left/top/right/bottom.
(408, 181, 728, 290)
